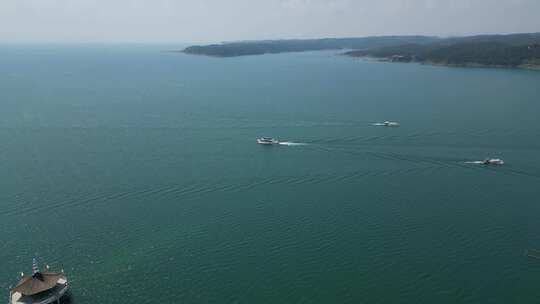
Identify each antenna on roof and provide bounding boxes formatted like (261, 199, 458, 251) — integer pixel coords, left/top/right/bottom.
(32, 258, 39, 275)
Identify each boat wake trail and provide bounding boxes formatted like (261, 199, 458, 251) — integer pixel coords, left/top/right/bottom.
(279, 142, 307, 146)
(464, 159, 504, 165)
(464, 161, 485, 164)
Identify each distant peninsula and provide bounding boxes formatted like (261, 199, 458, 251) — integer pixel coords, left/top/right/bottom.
(182, 33, 540, 70)
(182, 36, 440, 57)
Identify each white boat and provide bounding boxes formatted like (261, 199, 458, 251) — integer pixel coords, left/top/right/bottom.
(482, 158, 504, 165)
(373, 121, 400, 127)
(383, 121, 400, 127)
(9, 259, 70, 304)
(257, 137, 279, 145)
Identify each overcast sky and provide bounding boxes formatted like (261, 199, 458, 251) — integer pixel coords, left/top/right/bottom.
(1, 0, 539, 43)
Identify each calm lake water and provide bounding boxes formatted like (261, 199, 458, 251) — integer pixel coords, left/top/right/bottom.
(1, 45, 540, 303)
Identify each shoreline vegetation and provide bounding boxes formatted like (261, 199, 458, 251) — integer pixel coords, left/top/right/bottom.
(182, 36, 439, 57)
(346, 55, 540, 71)
(182, 33, 540, 70)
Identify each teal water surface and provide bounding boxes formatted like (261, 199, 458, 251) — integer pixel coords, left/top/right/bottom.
(1, 45, 540, 303)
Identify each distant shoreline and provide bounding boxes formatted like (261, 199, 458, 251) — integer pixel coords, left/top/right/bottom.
(181, 36, 441, 57)
(181, 33, 540, 71)
(344, 54, 540, 71)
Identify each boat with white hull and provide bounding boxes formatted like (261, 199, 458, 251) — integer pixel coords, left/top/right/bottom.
(257, 137, 280, 145)
(373, 121, 400, 127)
(482, 158, 504, 165)
(9, 259, 69, 304)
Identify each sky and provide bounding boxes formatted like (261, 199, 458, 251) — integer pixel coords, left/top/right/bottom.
(0, 0, 539, 43)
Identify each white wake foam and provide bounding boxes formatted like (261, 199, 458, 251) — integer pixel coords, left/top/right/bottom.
(279, 142, 307, 146)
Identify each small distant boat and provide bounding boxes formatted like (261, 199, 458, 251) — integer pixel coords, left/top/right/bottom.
(373, 121, 400, 127)
(9, 259, 70, 304)
(525, 249, 540, 259)
(383, 121, 400, 127)
(482, 158, 504, 165)
(257, 137, 279, 145)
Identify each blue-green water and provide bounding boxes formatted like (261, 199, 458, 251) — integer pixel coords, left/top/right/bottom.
(1, 45, 540, 303)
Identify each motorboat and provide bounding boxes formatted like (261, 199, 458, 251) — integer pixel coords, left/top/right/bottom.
(482, 158, 504, 165)
(373, 121, 400, 127)
(257, 137, 279, 145)
(383, 121, 400, 127)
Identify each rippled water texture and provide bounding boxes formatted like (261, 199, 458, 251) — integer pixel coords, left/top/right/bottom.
(1, 45, 540, 303)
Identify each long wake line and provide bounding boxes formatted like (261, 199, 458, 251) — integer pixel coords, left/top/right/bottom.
(279, 142, 307, 146)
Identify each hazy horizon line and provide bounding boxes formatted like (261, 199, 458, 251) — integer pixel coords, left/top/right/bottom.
(1, 31, 539, 46)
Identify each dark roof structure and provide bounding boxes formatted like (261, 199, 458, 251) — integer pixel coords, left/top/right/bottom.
(11, 272, 66, 296)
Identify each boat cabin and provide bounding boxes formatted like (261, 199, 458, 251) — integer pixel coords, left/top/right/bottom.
(9, 259, 69, 304)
